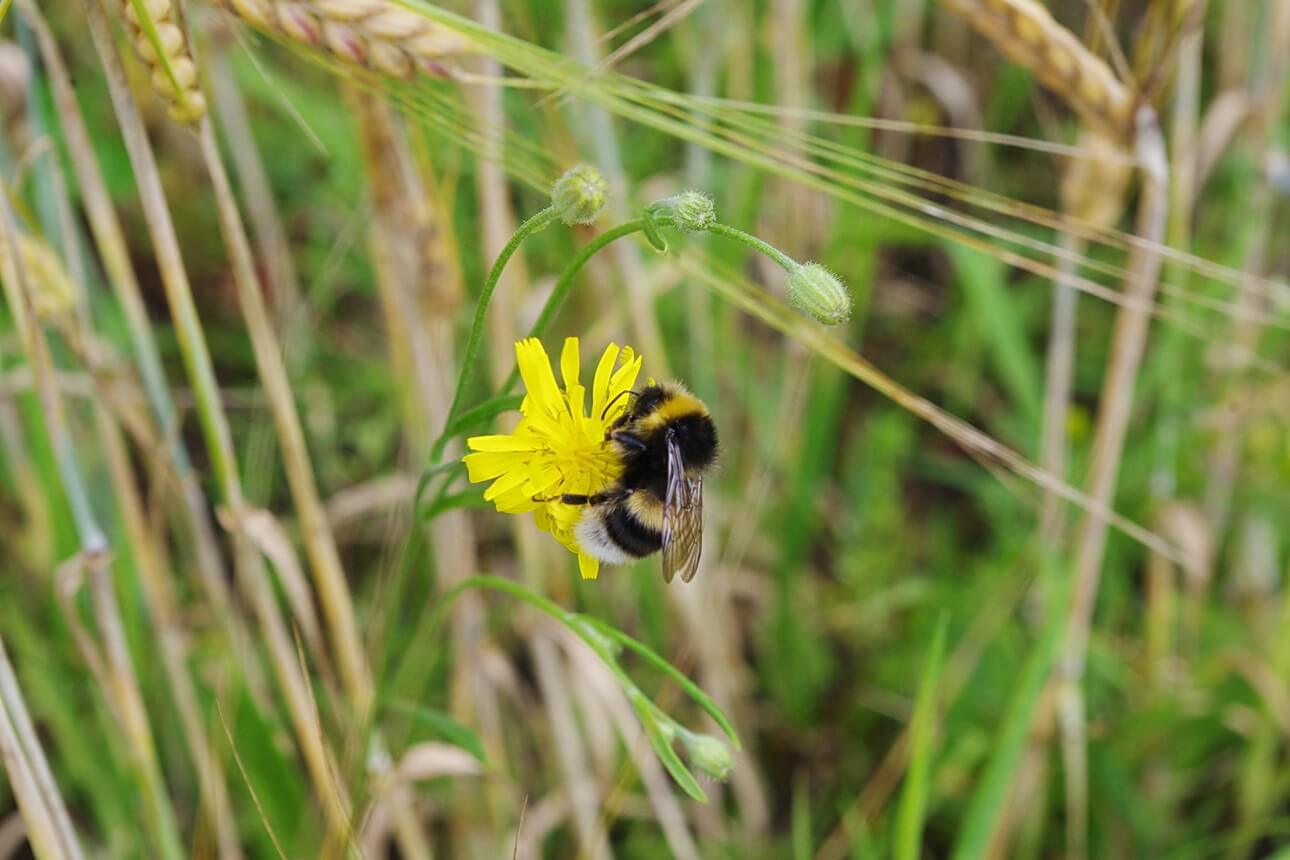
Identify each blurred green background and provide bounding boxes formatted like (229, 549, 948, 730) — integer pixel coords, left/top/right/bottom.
(3, 0, 1290, 857)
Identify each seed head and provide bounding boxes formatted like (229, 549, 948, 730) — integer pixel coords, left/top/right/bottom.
(653, 191, 715, 233)
(551, 165, 608, 225)
(680, 731, 734, 781)
(788, 263, 851, 325)
(2, 235, 76, 320)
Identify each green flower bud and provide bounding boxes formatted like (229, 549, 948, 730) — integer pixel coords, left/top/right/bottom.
(680, 731, 734, 781)
(653, 191, 716, 233)
(551, 165, 608, 225)
(788, 263, 851, 325)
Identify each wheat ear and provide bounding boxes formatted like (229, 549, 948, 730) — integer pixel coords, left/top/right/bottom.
(0, 234, 76, 320)
(210, 0, 475, 79)
(937, 0, 1136, 141)
(117, 0, 207, 123)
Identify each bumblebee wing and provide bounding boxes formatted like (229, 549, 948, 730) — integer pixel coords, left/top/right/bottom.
(662, 429, 704, 583)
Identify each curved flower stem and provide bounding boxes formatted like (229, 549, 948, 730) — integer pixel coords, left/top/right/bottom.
(429, 217, 648, 465)
(500, 218, 647, 395)
(430, 211, 804, 464)
(441, 205, 558, 433)
(707, 222, 797, 271)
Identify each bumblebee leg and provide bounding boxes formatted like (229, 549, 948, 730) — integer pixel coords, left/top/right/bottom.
(533, 489, 630, 505)
(611, 431, 647, 452)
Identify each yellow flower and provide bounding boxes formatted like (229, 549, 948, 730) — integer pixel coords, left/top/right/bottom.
(464, 337, 643, 580)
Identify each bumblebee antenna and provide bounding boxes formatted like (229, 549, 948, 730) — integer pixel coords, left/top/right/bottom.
(601, 389, 639, 420)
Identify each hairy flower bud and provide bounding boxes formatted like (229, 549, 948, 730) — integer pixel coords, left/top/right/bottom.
(653, 191, 715, 233)
(680, 731, 734, 781)
(551, 165, 608, 225)
(788, 263, 851, 325)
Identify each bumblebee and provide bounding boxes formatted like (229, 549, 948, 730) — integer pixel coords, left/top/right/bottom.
(547, 382, 717, 582)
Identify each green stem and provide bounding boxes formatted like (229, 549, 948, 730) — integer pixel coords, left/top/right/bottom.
(499, 218, 648, 396)
(441, 206, 558, 435)
(430, 213, 802, 467)
(429, 216, 647, 464)
(707, 222, 798, 271)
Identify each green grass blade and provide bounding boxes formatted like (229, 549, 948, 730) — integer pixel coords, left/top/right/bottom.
(387, 700, 489, 764)
(945, 243, 1042, 427)
(951, 576, 1072, 860)
(896, 614, 949, 860)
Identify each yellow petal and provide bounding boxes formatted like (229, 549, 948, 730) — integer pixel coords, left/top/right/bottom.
(560, 337, 581, 393)
(463, 452, 512, 483)
(578, 552, 600, 580)
(516, 339, 562, 415)
(609, 352, 643, 404)
(567, 383, 587, 436)
(591, 342, 619, 418)
(527, 464, 564, 495)
(466, 434, 541, 453)
(482, 467, 530, 503)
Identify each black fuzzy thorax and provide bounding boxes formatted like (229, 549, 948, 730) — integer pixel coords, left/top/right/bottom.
(617, 411, 718, 500)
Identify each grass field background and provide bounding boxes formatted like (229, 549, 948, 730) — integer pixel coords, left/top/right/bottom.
(2, 0, 1290, 857)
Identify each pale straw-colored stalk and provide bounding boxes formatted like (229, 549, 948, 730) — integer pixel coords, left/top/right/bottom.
(1202, 6, 1290, 854)
(22, 1, 244, 653)
(469, 0, 524, 391)
(936, 0, 1136, 142)
(208, 0, 474, 78)
(564, 0, 669, 372)
(36, 122, 245, 859)
(350, 91, 498, 855)
(1057, 113, 1168, 860)
(1152, 2, 1206, 508)
(196, 108, 374, 725)
(205, 26, 303, 326)
(1202, 1, 1290, 540)
(0, 634, 82, 860)
(0, 198, 185, 859)
(205, 29, 310, 508)
(83, 0, 355, 842)
(936, 4, 1170, 856)
(195, 13, 442, 853)
(1039, 129, 1131, 542)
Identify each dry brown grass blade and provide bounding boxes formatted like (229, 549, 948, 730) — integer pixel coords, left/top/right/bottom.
(38, 115, 245, 858)
(936, 0, 1136, 141)
(25, 0, 243, 655)
(83, 0, 357, 842)
(350, 88, 504, 855)
(1058, 111, 1169, 860)
(678, 252, 1184, 566)
(195, 114, 376, 718)
(1039, 128, 1132, 541)
(0, 634, 84, 860)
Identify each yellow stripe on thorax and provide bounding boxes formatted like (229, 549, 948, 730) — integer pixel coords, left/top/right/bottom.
(636, 387, 707, 432)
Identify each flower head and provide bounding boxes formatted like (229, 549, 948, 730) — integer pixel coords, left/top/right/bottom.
(551, 165, 608, 225)
(465, 337, 643, 579)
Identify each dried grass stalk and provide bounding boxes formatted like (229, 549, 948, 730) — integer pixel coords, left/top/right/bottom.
(937, 0, 1136, 141)
(117, 0, 207, 123)
(211, 0, 475, 78)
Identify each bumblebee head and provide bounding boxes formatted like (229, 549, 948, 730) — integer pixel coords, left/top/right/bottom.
(629, 382, 718, 471)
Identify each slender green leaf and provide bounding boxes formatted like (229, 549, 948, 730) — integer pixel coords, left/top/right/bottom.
(387, 700, 488, 764)
(952, 578, 1072, 860)
(896, 614, 949, 860)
